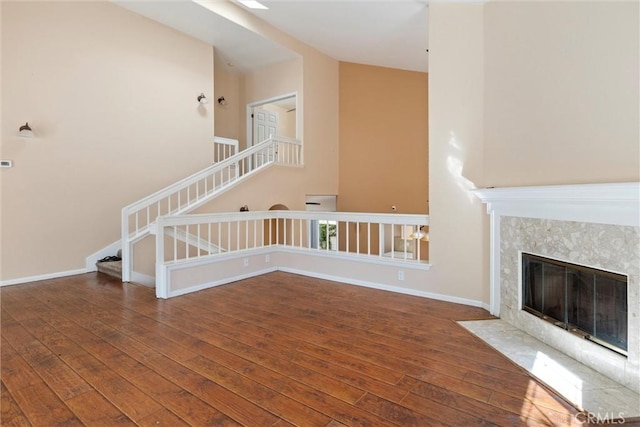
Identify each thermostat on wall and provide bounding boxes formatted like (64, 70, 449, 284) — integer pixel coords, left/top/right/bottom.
(0, 160, 13, 168)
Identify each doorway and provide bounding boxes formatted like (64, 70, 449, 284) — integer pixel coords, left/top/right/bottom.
(247, 93, 297, 147)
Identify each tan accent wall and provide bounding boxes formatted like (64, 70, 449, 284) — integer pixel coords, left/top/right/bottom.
(0, 1, 215, 282)
(338, 62, 428, 214)
(483, 1, 639, 187)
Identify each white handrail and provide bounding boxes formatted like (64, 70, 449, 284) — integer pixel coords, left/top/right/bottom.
(121, 136, 303, 282)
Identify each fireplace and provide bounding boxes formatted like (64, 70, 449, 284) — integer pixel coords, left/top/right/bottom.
(521, 253, 627, 356)
(473, 182, 640, 393)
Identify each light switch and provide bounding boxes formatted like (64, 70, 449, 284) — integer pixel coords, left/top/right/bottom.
(0, 160, 13, 168)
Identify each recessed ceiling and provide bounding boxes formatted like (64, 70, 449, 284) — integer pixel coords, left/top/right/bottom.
(114, 0, 428, 73)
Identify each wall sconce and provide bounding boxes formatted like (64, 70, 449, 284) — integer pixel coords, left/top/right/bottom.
(197, 93, 208, 104)
(410, 226, 429, 241)
(18, 122, 34, 138)
(217, 96, 227, 105)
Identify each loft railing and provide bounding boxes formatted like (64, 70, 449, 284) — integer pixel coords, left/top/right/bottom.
(213, 136, 239, 163)
(121, 136, 303, 282)
(155, 211, 429, 298)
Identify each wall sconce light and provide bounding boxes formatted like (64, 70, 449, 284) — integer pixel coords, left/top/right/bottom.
(217, 96, 227, 105)
(410, 226, 429, 241)
(18, 122, 34, 138)
(197, 93, 208, 104)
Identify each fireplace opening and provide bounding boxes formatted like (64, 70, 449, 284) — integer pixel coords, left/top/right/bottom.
(522, 253, 628, 356)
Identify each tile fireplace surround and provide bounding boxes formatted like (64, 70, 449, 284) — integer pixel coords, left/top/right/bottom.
(473, 182, 640, 394)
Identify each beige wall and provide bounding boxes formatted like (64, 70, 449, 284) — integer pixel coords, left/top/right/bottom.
(196, 0, 339, 196)
(241, 58, 302, 149)
(338, 62, 428, 214)
(214, 49, 242, 142)
(213, 53, 300, 149)
(0, 2, 214, 281)
(483, 1, 639, 187)
(198, 0, 339, 203)
(134, 3, 338, 277)
(424, 0, 639, 306)
(426, 3, 489, 303)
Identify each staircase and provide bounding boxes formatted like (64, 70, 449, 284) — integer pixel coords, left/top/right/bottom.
(96, 250, 123, 279)
(118, 135, 303, 282)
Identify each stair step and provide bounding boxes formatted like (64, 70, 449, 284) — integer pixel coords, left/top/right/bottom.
(97, 260, 122, 279)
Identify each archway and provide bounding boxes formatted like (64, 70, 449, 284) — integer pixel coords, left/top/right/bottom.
(265, 204, 289, 245)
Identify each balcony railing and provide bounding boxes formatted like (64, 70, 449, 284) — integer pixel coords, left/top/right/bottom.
(155, 210, 429, 298)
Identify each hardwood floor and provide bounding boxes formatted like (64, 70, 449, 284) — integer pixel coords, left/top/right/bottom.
(0, 271, 606, 426)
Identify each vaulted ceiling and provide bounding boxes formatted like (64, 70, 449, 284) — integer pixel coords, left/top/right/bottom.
(114, 0, 429, 73)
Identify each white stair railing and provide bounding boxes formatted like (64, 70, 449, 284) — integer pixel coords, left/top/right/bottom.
(121, 135, 302, 282)
(213, 136, 239, 163)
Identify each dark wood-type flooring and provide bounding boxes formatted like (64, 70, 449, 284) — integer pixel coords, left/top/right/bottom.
(0, 271, 620, 426)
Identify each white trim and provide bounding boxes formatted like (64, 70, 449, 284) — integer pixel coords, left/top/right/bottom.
(159, 245, 429, 272)
(276, 246, 431, 270)
(163, 210, 428, 227)
(1, 269, 87, 287)
(278, 267, 485, 308)
(472, 182, 640, 227)
(488, 209, 500, 316)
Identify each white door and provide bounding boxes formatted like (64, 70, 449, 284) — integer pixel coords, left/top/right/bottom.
(252, 108, 278, 146)
(252, 108, 278, 165)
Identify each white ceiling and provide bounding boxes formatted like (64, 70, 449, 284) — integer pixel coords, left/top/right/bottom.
(115, 0, 429, 73)
(239, 0, 429, 72)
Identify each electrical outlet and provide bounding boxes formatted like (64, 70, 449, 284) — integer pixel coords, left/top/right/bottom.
(265, 254, 270, 263)
(397, 270, 404, 281)
(243, 258, 249, 267)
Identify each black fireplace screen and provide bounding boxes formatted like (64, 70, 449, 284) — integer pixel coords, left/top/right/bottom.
(522, 253, 628, 355)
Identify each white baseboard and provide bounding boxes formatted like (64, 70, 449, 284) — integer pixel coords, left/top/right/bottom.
(3, 255, 489, 312)
(1, 269, 88, 287)
(277, 267, 486, 308)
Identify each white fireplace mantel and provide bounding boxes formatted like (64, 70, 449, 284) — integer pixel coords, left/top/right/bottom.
(472, 182, 640, 227)
(472, 182, 640, 315)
